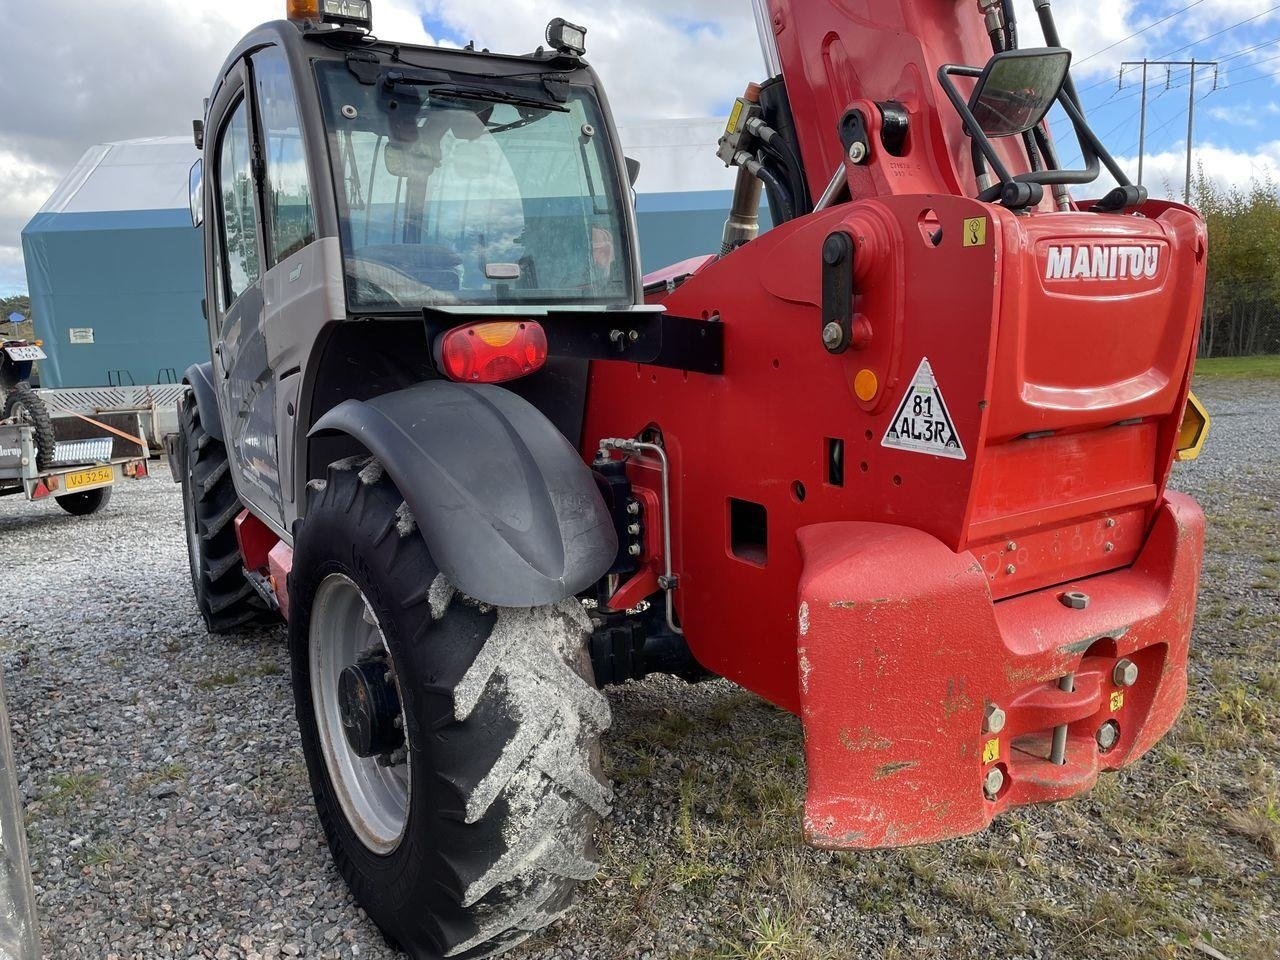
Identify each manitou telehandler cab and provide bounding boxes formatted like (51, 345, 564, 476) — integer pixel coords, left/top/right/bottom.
(177, 0, 1211, 955)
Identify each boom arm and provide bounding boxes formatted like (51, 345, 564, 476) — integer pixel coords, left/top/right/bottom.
(747, 0, 1133, 215)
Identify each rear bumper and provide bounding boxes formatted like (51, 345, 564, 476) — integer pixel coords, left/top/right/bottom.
(796, 492, 1203, 849)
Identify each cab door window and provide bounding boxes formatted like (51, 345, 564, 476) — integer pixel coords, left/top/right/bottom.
(251, 47, 317, 264)
(217, 97, 261, 304)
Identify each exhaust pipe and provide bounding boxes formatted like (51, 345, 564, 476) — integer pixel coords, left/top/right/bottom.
(721, 166, 765, 255)
(722, 83, 765, 255)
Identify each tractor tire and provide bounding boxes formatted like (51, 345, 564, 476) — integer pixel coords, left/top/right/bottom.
(177, 392, 274, 634)
(3, 382, 55, 472)
(289, 459, 612, 960)
(56, 486, 113, 516)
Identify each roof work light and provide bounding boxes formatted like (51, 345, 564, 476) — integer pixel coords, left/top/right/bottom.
(546, 17, 587, 56)
(288, 0, 372, 30)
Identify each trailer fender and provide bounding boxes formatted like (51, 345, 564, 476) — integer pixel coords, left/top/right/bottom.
(183, 362, 223, 444)
(310, 380, 618, 608)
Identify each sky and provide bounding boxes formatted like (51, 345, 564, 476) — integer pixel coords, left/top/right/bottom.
(1, 0, 1278, 296)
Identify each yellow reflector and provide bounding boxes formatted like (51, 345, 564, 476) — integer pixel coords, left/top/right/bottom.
(474, 322, 520, 348)
(288, 0, 320, 20)
(1176, 391, 1210, 462)
(854, 368, 879, 402)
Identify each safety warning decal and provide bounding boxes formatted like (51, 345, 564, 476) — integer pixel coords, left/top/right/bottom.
(882, 358, 967, 460)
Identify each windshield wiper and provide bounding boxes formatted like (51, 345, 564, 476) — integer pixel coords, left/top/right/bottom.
(383, 71, 569, 113)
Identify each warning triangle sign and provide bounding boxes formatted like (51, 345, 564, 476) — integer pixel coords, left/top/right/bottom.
(881, 358, 967, 460)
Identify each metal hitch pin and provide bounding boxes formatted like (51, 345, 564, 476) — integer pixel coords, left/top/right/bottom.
(1049, 672, 1075, 765)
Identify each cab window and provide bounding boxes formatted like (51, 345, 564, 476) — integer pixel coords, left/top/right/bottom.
(217, 97, 261, 304)
(251, 47, 317, 264)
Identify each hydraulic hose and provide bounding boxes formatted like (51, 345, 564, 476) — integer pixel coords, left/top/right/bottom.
(1035, 0, 1084, 115)
(754, 160, 796, 224)
(1002, 0, 1018, 49)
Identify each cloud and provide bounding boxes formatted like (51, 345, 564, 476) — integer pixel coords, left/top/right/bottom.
(1207, 104, 1260, 127)
(3, 0, 1279, 296)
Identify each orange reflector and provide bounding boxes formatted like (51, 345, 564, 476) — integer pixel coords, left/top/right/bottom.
(287, 0, 320, 20)
(437, 322, 549, 384)
(854, 368, 880, 402)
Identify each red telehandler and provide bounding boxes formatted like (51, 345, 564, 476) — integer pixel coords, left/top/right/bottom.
(177, 0, 1211, 954)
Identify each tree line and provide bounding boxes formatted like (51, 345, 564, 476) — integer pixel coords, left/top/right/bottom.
(1191, 174, 1280, 358)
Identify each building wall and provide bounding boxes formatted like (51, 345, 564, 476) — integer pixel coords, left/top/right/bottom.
(22, 125, 762, 388)
(635, 190, 773, 275)
(22, 210, 206, 388)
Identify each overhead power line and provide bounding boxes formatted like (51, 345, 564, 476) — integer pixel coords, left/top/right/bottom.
(1120, 57, 1219, 200)
(1153, 2, 1280, 59)
(1078, 4, 1280, 96)
(1076, 0, 1206, 66)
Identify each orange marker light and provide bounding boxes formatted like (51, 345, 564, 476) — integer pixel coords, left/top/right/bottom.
(436, 322, 548, 385)
(287, 0, 320, 21)
(855, 368, 880, 402)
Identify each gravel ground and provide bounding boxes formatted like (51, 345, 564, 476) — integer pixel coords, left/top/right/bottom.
(1, 374, 1277, 960)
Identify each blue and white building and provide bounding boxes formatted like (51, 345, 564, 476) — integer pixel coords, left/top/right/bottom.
(23, 121, 758, 388)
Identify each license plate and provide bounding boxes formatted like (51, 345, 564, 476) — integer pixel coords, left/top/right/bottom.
(64, 466, 114, 491)
(4, 346, 46, 362)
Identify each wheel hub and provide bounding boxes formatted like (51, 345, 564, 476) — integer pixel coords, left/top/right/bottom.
(338, 658, 404, 759)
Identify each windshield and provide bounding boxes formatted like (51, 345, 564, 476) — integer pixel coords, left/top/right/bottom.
(316, 61, 634, 311)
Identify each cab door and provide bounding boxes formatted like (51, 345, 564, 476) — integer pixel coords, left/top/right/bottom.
(209, 60, 286, 530)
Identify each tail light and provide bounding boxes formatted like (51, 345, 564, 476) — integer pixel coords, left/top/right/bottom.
(436, 321, 548, 385)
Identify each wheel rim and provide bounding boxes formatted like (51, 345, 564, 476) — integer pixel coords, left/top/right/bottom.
(310, 573, 411, 854)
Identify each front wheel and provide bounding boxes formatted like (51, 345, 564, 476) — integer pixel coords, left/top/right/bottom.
(290, 459, 612, 959)
(55, 486, 112, 516)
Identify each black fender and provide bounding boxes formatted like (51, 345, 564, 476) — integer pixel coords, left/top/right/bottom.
(183, 361, 223, 444)
(310, 381, 619, 608)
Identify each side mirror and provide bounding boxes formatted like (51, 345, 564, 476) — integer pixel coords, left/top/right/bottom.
(189, 159, 204, 228)
(970, 48, 1072, 139)
(624, 157, 641, 188)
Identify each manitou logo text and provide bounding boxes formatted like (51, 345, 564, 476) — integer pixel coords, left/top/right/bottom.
(1045, 244, 1162, 282)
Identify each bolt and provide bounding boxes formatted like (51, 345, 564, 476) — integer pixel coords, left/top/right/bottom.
(1096, 720, 1121, 753)
(1007, 542, 1018, 552)
(628, 330, 640, 342)
(984, 703, 1006, 735)
(1006, 564, 1016, 575)
(1105, 518, 1116, 528)
(822, 322, 846, 350)
(609, 329, 625, 343)
(848, 141, 868, 163)
(627, 523, 641, 536)
(983, 766, 1005, 800)
(1113, 659, 1139, 688)
(628, 543, 642, 557)
(1060, 590, 1090, 610)
(626, 501, 641, 516)
(1104, 542, 1116, 553)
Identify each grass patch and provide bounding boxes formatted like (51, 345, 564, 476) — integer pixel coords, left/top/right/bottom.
(1194, 354, 1280, 381)
(43, 772, 102, 813)
(195, 658, 283, 690)
(715, 908, 838, 960)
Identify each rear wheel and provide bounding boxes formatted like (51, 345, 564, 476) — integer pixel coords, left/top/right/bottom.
(177, 392, 274, 633)
(290, 459, 612, 959)
(55, 486, 112, 516)
(3, 382, 55, 471)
